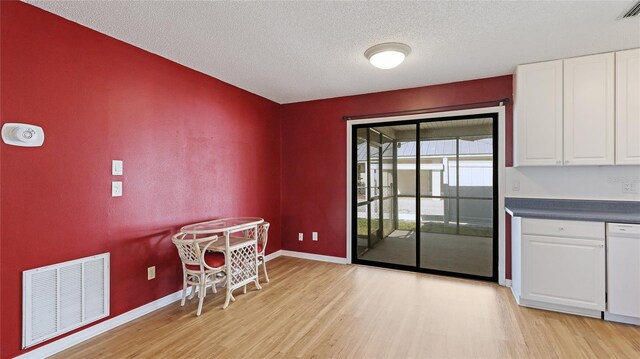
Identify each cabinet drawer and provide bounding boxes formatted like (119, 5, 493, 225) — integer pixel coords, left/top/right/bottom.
(522, 218, 604, 239)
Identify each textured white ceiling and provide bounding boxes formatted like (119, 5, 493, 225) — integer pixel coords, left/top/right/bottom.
(25, 1, 640, 104)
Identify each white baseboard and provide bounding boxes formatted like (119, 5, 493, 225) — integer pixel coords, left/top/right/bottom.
(16, 287, 191, 359)
(264, 249, 283, 262)
(520, 298, 602, 319)
(510, 287, 521, 305)
(505, 279, 512, 288)
(604, 312, 640, 326)
(279, 250, 348, 264)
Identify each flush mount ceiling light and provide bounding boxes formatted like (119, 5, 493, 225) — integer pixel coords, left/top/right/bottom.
(364, 42, 411, 70)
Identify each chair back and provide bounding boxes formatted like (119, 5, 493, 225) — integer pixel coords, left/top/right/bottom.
(171, 232, 218, 270)
(257, 222, 270, 255)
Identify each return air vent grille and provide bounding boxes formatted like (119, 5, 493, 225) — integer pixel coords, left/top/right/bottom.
(23, 253, 110, 349)
(620, 1, 640, 18)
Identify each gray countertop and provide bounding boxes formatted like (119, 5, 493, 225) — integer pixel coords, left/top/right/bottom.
(505, 198, 640, 224)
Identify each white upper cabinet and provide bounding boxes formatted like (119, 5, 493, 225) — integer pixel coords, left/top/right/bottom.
(514, 60, 563, 166)
(615, 48, 640, 165)
(563, 53, 615, 166)
(514, 50, 639, 167)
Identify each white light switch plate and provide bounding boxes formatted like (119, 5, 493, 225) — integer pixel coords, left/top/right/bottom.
(147, 266, 155, 280)
(112, 181, 123, 197)
(312, 232, 318, 241)
(112, 160, 123, 175)
(298, 233, 303, 241)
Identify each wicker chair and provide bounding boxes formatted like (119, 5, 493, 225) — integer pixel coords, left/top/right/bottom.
(256, 222, 271, 283)
(171, 232, 226, 316)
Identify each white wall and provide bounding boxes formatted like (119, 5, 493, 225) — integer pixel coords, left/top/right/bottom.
(506, 166, 640, 201)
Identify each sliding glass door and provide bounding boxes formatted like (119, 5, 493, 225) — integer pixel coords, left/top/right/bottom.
(352, 114, 498, 281)
(356, 125, 416, 266)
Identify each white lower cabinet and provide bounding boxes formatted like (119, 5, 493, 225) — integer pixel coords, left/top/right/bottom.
(522, 234, 605, 310)
(512, 218, 605, 317)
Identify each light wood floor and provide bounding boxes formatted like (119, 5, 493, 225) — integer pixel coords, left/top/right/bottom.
(55, 256, 640, 358)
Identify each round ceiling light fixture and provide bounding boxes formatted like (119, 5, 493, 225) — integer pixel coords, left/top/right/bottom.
(364, 42, 411, 70)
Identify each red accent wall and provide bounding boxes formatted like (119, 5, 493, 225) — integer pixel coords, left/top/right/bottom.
(0, 2, 281, 358)
(280, 76, 514, 268)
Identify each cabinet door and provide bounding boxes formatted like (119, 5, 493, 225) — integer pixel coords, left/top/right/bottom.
(514, 60, 563, 166)
(564, 53, 615, 165)
(615, 48, 640, 165)
(522, 234, 605, 311)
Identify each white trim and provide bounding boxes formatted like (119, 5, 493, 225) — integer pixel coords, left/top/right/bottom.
(520, 298, 602, 319)
(511, 286, 521, 305)
(346, 106, 507, 286)
(264, 250, 284, 262)
(604, 312, 640, 326)
(505, 279, 512, 287)
(279, 250, 348, 264)
(267, 249, 348, 264)
(346, 124, 354, 264)
(16, 287, 192, 359)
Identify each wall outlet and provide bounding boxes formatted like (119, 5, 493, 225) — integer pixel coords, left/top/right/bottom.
(147, 266, 156, 280)
(111, 181, 123, 197)
(512, 179, 520, 191)
(112, 160, 123, 175)
(312, 232, 318, 241)
(298, 233, 303, 241)
(622, 182, 638, 194)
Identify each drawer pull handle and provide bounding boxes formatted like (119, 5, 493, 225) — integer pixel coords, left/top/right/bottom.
(559, 227, 564, 231)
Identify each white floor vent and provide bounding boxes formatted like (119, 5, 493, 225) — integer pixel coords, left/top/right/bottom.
(23, 253, 110, 349)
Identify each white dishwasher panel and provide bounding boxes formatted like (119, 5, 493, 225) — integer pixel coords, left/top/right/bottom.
(607, 223, 640, 323)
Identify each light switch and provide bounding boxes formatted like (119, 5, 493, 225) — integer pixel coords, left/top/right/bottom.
(147, 266, 156, 280)
(112, 160, 123, 175)
(312, 232, 318, 241)
(112, 181, 123, 197)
